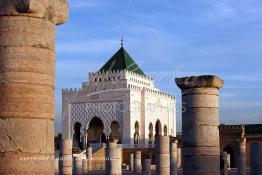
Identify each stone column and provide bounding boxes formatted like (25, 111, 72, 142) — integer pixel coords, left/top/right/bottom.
(170, 140, 178, 175)
(0, 1, 68, 174)
(156, 135, 170, 175)
(142, 158, 151, 175)
(55, 158, 59, 175)
(105, 139, 122, 175)
(74, 157, 83, 175)
(82, 159, 88, 175)
(130, 153, 134, 172)
(237, 138, 246, 175)
(222, 152, 228, 175)
(61, 139, 73, 175)
(177, 147, 182, 169)
(250, 143, 262, 175)
(227, 154, 231, 169)
(176, 75, 224, 175)
(134, 151, 142, 175)
(86, 144, 93, 171)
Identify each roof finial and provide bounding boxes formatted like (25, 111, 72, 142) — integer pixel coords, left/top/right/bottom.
(121, 36, 124, 47)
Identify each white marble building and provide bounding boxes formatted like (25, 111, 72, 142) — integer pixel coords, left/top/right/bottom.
(62, 46, 176, 148)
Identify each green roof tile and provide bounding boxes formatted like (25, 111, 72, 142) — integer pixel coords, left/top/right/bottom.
(99, 47, 145, 75)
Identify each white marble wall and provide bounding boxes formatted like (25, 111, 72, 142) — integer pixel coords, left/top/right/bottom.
(62, 71, 176, 145)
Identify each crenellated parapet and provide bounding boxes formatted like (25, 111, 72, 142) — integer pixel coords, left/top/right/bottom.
(143, 87, 175, 100)
(0, 0, 68, 25)
(126, 70, 153, 81)
(88, 70, 153, 83)
(88, 70, 126, 82)
(128, 84, 143, 91)
(62, 88, 83, 95)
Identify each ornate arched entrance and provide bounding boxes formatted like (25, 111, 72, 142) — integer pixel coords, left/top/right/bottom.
(87, 117, 106, 144)
(73, 122, 83, 149)
(155, 120, 162, 136)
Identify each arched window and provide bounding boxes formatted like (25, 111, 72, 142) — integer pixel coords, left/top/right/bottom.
(87, 117, 106, 144)
(110, 121, 121, 143)
(155, 120, 162, 136)
(73, 122, 82, 149)
(134, 121, 140, 144)
(148, 123, 154, 144)
(164, 125, 168, 136)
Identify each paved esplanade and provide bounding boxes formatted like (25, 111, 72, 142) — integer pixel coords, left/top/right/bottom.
(176, 75, 224, 175)
(0, 0, 68, 174)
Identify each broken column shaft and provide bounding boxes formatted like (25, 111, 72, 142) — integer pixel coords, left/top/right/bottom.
(155, 135, 170, 175)
(134, 151, 142, 174)
(61, 139, 73, 175)
(0, 0, 68, 174)
(170, 140, 178, 175)
(176, 75, 224, 175)
(106, 139, 122, 175)
(237, 138, 247, 175)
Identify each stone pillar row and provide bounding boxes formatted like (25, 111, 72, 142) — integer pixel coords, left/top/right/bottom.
(176, 75, 224, 175)
(0, 0, 68, 174)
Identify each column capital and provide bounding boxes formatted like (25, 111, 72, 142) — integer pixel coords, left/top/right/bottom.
(0, 0, 69, 25)
(176, 75, 224, 90)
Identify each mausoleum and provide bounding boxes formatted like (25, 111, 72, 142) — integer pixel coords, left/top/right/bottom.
(62, 46, 176, 149)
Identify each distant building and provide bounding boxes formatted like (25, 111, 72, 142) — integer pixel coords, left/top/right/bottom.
(176, 124, 262, 169)
(62, 46, 176, 149)
(219, 124, 262, 168)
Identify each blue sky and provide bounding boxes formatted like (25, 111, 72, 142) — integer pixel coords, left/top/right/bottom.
(55, 0, 262, 134)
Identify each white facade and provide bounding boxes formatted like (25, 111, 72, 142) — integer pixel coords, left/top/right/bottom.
(62, 69, 176, 146)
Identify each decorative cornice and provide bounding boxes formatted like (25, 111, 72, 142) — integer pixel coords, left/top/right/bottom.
(176, 75, 224, 90)
(0, 0, 68, 25)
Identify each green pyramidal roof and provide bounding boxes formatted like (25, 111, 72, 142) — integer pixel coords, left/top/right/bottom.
(99, 47, 145, 75)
